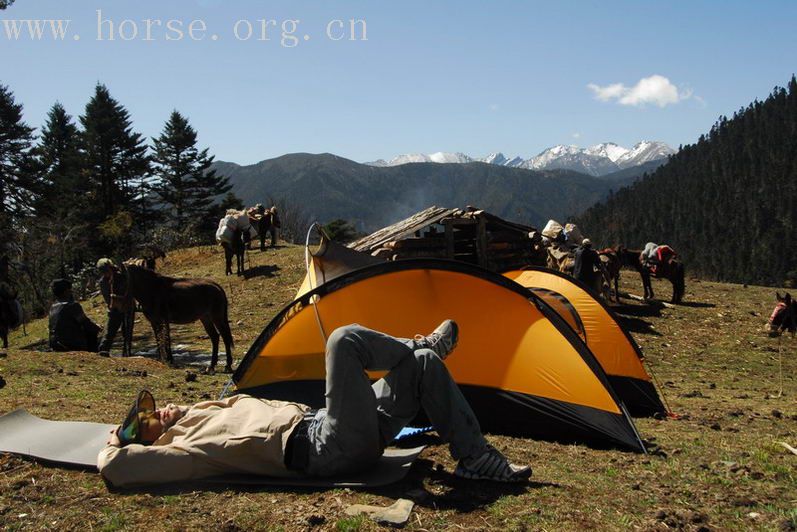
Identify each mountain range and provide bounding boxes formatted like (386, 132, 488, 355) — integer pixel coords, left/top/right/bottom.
(214, 153, 655, 233)
(366, 141, 674, 177)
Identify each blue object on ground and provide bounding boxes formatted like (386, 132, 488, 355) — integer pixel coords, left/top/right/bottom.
(395, 426, 433, 441)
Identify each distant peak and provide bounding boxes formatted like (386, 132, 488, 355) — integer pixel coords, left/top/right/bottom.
(364, 141, 674, 174)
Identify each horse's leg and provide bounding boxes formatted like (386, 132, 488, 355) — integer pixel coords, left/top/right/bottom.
(163, 321, 173, 364)
(639, 270, 650, 299)
(224, 247, 233, 276)
(216, 311, 234, 373)
(201, 317, 220, 373)
(122, 310, 133, 357)
(148, 317, 165, 360)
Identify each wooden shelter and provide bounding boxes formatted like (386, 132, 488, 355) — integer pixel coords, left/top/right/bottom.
(349, 206, 546, 272)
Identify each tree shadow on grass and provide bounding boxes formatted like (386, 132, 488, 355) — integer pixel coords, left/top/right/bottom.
(242, 264, 280, 280)
(676, 301, 716, 308)
(615, 316, 661, 336)
(613, 303, 663, 318)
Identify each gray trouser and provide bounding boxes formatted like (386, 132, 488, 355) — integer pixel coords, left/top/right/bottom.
(304, 324, 487, 477)
(98, 309, 124, 352)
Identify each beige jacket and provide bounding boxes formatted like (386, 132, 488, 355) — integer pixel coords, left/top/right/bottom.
(97, 395, 307, 487)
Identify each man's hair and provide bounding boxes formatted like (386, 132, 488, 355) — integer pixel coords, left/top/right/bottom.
(52, 278, 71, 298)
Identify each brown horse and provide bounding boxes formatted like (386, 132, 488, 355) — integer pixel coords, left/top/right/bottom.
(616, 246, 686, 304)
(109, 264, 234, 373)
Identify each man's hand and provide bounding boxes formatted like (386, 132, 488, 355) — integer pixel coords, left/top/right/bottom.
(107, 427, 122, 447)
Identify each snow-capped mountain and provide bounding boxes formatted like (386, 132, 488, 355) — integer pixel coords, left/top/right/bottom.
(368, 152, 473, 167)
(584, 142, 630, 163)
(523, 145, 622, 176)
(366, 141, 675, 176)
(615, 141, 674, 168)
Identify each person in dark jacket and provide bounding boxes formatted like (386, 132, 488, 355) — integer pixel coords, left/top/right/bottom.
(573, 238, 601, 293)
(48, 279, 101, 352)
(96, 258, 125, 357)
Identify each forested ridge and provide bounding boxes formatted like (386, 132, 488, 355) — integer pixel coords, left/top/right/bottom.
(578, 76, 797, 286)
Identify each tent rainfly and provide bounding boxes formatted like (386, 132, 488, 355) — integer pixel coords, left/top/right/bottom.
(234, 259, 646, 452)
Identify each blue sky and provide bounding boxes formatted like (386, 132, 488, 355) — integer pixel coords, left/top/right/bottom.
(1, 0, 796, 164)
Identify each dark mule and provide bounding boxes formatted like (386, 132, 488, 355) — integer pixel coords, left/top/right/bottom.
(109, 264, 234, 373)
(616, 246, 686, 304)
(221, 228, 246, 276)
(768, 292, 797, 336)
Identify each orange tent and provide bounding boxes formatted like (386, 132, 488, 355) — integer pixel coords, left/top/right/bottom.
(234, 260, 645, 451)
(504, 268, 666, 417)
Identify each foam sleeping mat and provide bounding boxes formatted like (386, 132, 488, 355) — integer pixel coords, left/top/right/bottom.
(0, 409, 424, 488)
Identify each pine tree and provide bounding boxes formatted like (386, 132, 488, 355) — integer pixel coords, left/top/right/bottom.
(36, 103, 87, 219)
(152, 110, 231, 228)
(34, 103, 91, 274)
(0, 83, 37, 243)
(80, 84, 150, 222)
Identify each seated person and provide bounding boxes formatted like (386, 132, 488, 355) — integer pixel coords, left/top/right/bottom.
(98, 321, 532, 487)
(48, 279, 101, 352)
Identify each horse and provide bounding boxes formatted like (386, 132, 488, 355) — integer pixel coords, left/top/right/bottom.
(221, 227, 246, 276)
(108, 263, 234, 373)
(768, 292, 797, 336)
(616, 245, 686, 304)
(598, 248, 621, 302)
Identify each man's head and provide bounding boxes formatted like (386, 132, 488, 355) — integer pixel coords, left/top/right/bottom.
(582, 238, 592, 248)
(255, 203, 265, 214)
(136, 404, 185, 443)
(51, 278, 72, 300)
(96, 258, 114, 279)
(118, 390, 186, 445)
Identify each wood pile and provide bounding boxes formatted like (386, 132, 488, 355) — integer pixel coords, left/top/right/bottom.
(349, 206, 547, 272)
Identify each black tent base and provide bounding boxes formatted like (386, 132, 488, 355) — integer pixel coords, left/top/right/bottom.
(608, 376, 667, 418)
(239, 381, 646, 453)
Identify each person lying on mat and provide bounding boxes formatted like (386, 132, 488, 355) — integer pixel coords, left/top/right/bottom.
(98, 321, 532, 487)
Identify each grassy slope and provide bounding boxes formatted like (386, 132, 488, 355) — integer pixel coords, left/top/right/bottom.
(0, 244, 795, 531)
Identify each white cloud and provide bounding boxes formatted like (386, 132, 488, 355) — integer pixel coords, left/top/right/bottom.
(571, 132, 581, 139)
(587, 75, 694, 108)
(488, 103, 500, 112)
